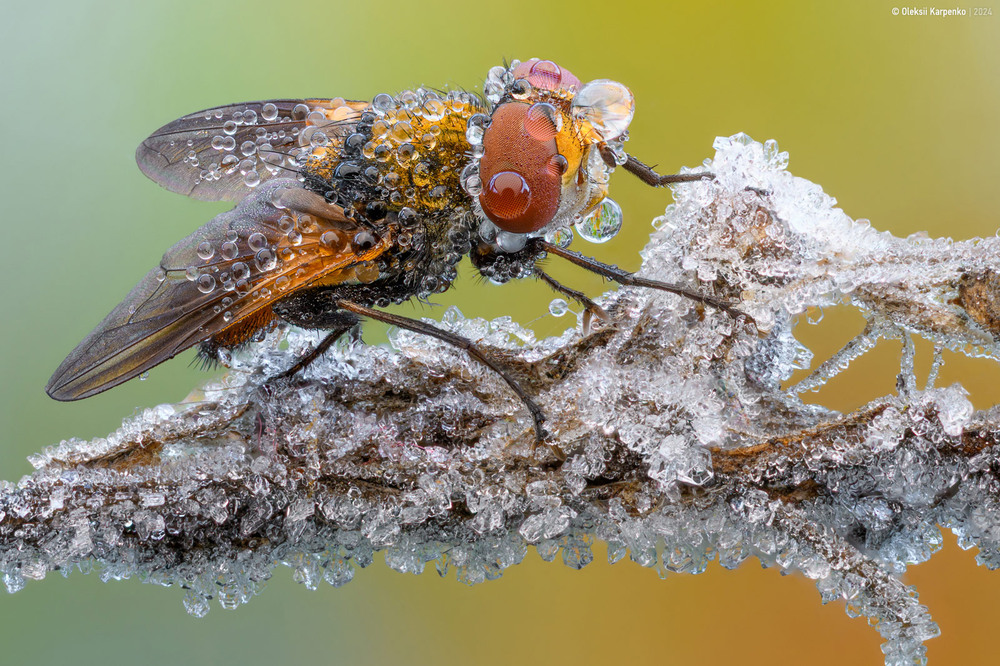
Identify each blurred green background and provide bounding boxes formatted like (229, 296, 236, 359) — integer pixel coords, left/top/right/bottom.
(2, 1, 999, 664)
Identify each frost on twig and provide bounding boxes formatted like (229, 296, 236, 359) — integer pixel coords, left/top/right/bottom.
(4, 134, 1000, 665)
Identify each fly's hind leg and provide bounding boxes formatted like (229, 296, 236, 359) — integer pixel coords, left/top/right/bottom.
(270, 290, 362, 381)
(274, 314, 360, 381)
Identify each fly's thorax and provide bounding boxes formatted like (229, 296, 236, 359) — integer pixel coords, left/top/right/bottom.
(465, 59, 636, 254)
(305, 87, 484, 226)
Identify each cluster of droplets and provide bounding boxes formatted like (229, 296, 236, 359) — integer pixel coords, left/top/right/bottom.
(177, 100, 360, 192)
(321, 87, 483, 218)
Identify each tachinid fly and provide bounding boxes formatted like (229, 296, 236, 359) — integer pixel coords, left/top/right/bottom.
(46, 58, 744, 440)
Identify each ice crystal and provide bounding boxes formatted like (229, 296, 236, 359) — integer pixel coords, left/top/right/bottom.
(5, 134, 1000, 666)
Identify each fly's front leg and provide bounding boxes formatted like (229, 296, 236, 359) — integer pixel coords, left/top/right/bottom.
(536, 240, 751, 323)
(612, 150, 713, 187)
(612, 150, 770, 196)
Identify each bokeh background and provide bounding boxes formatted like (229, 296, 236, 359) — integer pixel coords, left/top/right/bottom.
(2, 1, 999, 664)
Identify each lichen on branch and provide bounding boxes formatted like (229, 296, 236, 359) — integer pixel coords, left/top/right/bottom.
(4, 134, 999, 666)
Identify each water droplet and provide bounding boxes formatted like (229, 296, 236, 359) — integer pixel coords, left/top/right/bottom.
(232, 262, 250, 281)
(421, 99, 445, 121)
(222, 311, 233, 322)
(197, 274, 217, 294)
(571, 79, 635, 142)
(309, 130, 329, 148)
(248, 232, 267, 252)
(412, 162, 432, 187)
(523, 102, 562, 141)
(185, 266, 199, 281)
(223, 120, 238, 135)
(275, 275, 290, 291)
(496, 230, 527, 253)
(139, 371, 150, 381)
(575, 198, 623, 243)
(527, 60, 563, 90)
(197, 241, 215, 260)
(355, 261, 379, 283)
(243, 170, 261, 187)
(510, 79, 532, 100)
(220, 241, 239, 260)
(478, 219, 498, 242)
(548, 298, 569, 316)
(372, 93, 394, 115)
(484, 171, 531, 221)
(463, 174, 483, 196)
(261, 103, 279, 121)
(544, 226, 574, 248)
(466, 124, 485, 146)
(255, 248, 276, 271)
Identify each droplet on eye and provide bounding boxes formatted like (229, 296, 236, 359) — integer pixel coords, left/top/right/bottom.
(527, 60, 562, 90)
(547, 153, 569, 178)
(523, 102, 562, 141)
(483, 171, 531, 221)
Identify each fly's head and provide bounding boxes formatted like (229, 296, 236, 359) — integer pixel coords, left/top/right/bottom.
(464, 58, 635, 252)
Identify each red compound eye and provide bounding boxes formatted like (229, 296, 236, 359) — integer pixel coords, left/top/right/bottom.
(483, 172, 531, 221)
(478, 102, 561, 234)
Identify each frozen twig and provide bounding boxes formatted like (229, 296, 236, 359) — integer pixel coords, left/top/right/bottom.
(3, 134, 999, 666)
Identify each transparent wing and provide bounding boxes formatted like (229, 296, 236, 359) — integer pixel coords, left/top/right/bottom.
(135, 98, 369, 202)
(47, 180, 391, 400)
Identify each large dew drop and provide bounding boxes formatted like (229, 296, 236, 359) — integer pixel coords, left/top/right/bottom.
(574, 198, 623, 243)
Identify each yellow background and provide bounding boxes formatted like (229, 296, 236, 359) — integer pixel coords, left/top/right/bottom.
(1, 1, 999, 663)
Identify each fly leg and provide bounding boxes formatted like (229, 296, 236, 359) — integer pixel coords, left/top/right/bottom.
(613, 150, 769, 196)
(534, 267, 611, 335)
(616, 151, 712, 186)
(334, 299, 547, 442)
(536, 240, 751, 323)
(274, 314, 361, 381)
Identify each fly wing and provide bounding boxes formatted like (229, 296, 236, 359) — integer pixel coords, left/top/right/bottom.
(46, 179, 391, 400)
(135, 99, 368, 202)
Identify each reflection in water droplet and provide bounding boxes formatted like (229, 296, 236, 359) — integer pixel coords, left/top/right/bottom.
(548, 298, 569, 317)
(544, 226, 574, 248)
(261, 103, 278, 121)
(575, 198, 623, 243)
(248, 232, 267, 252)
(221, 241, 239, 260)
(496, 230, 527, 253)
(197, 274, 216, 294)
(197, 242, 215, 260)
(255, 249, 276, 271)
